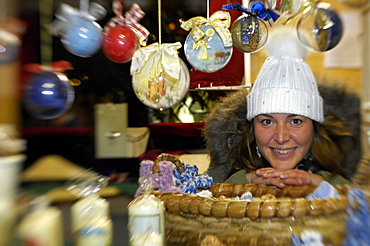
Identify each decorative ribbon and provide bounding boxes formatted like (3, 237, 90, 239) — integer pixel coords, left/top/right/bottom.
(180, 11, 232, 48)
(47, 1, 107, 36)
(222, 2, 279, 26)
(105, 1, 149, 46)
(24, 60, 74, 74)
(130, 42, 182, 81)
(173, 163, 214, 194)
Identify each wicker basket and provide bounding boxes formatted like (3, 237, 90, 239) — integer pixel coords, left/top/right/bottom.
(154, 183, 351, 246)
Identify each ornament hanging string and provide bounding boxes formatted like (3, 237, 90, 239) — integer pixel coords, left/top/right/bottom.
(156, 0, 163, 87)
(205, 0, 232, 18)
(39, 0, 53, 65)
(105, 0, 149, 46)
(158, 0, 162, 45)
(80, 0, 89, 16)
(206, 0, 209, 19)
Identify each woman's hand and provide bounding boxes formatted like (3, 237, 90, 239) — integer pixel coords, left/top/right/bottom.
(246, 168, 323, 188)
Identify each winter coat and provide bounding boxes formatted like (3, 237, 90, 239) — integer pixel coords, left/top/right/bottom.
(203, 81, 361, 183)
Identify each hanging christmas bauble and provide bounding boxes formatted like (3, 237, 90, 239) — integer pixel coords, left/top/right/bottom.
(297, 3, 342, 52)
(132, 59, 190, 110)
(184, 23, 232, 73)
(102, 25, 138, 63)
(267, 0, 303, 18)
(61, 16, 103, 57)
(231, 14, 268, 53)
(24, 71, 75, 120)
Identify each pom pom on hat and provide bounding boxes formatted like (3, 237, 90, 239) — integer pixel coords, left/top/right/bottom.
(266, 25, 309, 60)
(246, 26, 324, 123)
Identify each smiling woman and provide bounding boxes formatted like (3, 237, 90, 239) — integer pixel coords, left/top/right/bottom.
(253, 113, 314, 171)
(204, 26, 359, 187)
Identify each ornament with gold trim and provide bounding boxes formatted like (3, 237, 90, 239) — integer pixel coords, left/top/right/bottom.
(297, 2, 342, 52)
(180, 11, 233, 73)
(222, 2, 276, 53)
(130, 42, 190, 110)
(231, 14, 268, 53)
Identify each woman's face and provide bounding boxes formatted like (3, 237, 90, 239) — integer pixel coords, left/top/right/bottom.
(253, 113, 314, 169)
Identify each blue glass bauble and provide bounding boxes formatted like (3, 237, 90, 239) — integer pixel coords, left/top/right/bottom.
(24, 72, 75, 119)
(61, 16, 103, 57)
(297, 3, 343, 52)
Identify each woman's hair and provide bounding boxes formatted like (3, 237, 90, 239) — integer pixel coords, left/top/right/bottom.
(234, 113, 354, 176)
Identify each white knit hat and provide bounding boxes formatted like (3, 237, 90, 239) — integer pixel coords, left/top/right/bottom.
(246, 26, 324, 123)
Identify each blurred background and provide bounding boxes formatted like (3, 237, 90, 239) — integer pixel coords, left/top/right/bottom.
(0, 0, 369, 245)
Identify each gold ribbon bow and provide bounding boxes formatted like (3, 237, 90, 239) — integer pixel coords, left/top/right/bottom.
(130, 42, 182, 81)
(180, 11, 232, 60)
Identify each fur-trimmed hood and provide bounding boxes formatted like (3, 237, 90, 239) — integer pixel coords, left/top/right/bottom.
(203, 80, 361, 183)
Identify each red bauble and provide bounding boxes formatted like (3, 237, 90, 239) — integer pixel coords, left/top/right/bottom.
(102, 25, 138, 63)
